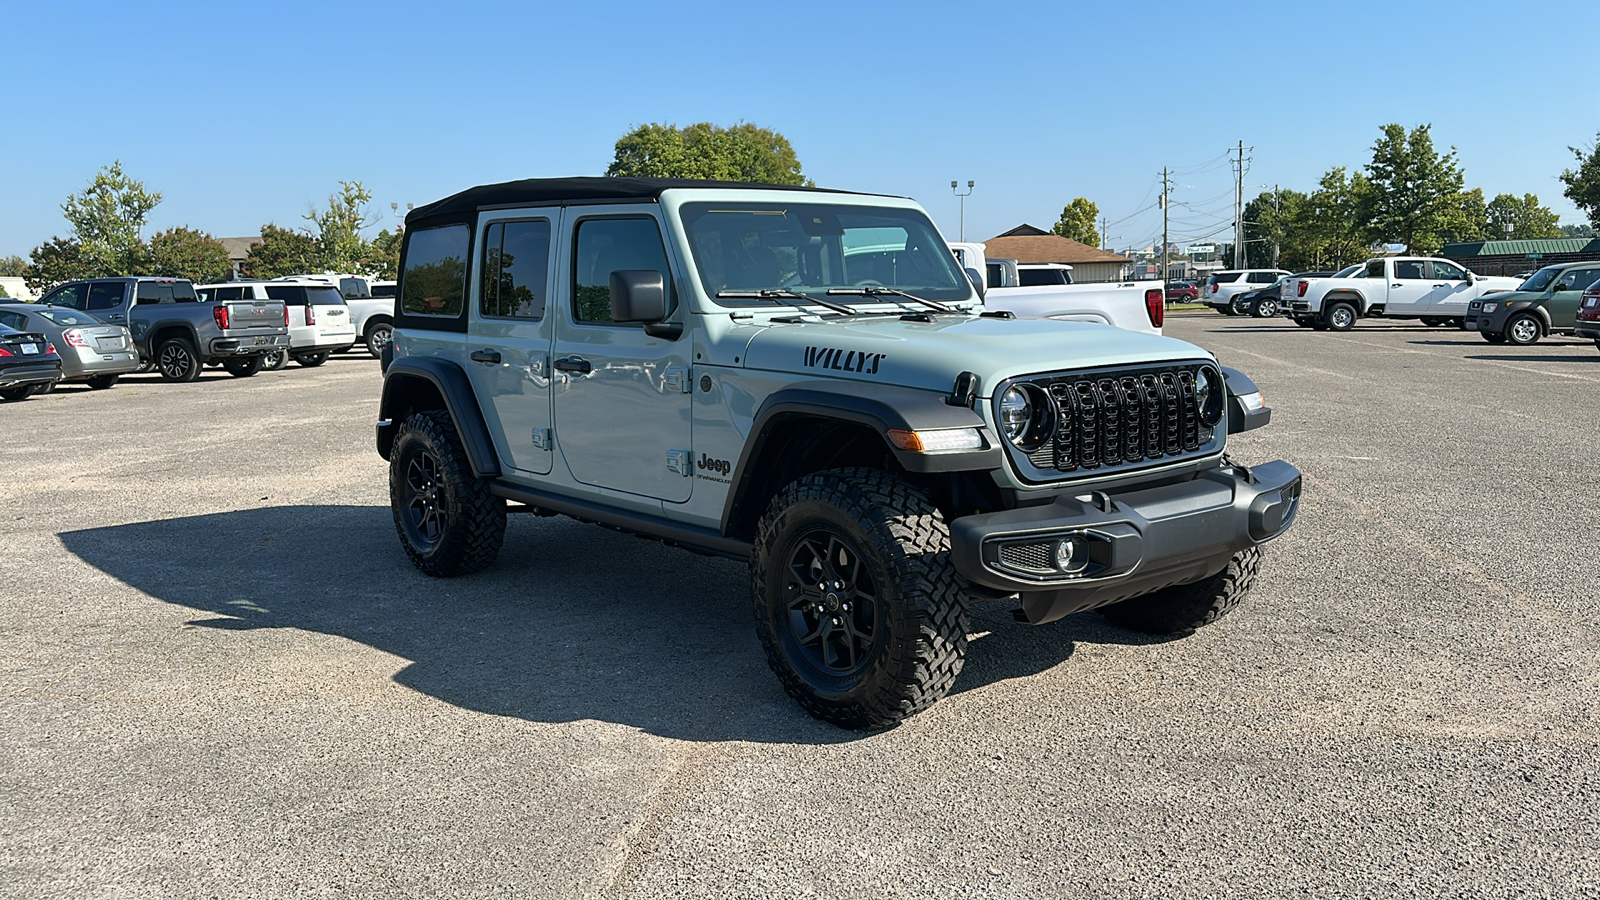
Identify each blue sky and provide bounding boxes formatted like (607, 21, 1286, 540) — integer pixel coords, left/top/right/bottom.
(2, 0, 1595, 259)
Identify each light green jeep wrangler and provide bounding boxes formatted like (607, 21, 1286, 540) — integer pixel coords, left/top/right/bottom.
(376, 177, 1302, 728)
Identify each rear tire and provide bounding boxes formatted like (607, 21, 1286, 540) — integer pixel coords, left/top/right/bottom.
(389, 410, 506, 577)
(1505, 313, 1542, 346)
(1325, 302, 1357, 332)
(0, 384, 40, 401)
(294, 351, 330, 368)
(1100, 548, 1260, 634)
(1228, 296, 1249, 316)
(156, 337, 201, 383)
(86, 374, 119, 390)
(263, 349, 289, 370)
(1253, 298, 1278, 318)
(1482, 332, 1507, 344)
(365, 322, 393, 359)
(1421, 316, 1443, 327)
(1293, 317, 1315, 328)
(751, 468, 969, 729)
(224, 356, 264, 377)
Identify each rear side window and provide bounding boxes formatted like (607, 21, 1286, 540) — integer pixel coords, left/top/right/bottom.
(1019, 269, 1068, 287)
(210, 286, 245, 302)
(1211, 273, 1241, 284)
(0, 310, 26, 329)
(304, 286, 346, 306)
(371, 283, 396, 298)
(266, 286, 308, 306)
(86, 283, 124, 310)
(481, 219, 552, 320)
(402, 225, 470, 318)
(1246, 272, 1276, 283)
(136, 282, 174, 304)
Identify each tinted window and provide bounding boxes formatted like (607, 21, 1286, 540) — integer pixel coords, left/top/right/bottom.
(572, 217, 670, 324)
(38, 307, 104, 326)
(135, 282, 175, 304)
(986, 263, 1003, 288)
(1211, 273, 1241, 284)
(1019, 268, 1069, 287)
(265, 285, 308, 306)
(44, 284, 89, 309)
(86, 283, 125, 309)
(1246, 272, 1275, 283)
(402, 226, 469, 317)
(1558, 268, 1600, 291)
(1430, 261, 1467, 281)
(338, 277, 369, 299)
(304, 286, 345, 306)
(1363, 261, 1385, 278)
(481, 219, 552, 319)
(370, 283, 396, 298)
(212, 286, 245, 302)
(1393, 261, 1425, 280)
(0, 310, 26, 329)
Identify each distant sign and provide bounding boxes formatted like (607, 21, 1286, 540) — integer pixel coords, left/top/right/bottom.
(1186, 244, 1216, 255)
(1525, 254, 1542, 259)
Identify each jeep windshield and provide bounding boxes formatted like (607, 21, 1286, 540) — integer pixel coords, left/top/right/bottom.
(680, 202, 973, 309)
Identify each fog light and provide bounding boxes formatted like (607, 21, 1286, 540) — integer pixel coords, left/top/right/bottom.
(1054, 536, 1090, 573)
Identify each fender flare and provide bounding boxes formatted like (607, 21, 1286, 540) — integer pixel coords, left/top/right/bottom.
(376, 356, 501, 478)
(720, 380, 1001, 536)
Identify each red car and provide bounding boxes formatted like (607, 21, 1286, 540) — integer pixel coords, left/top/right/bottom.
(1575, 286, 1600, 352)
(1165, 281, 1199, 302)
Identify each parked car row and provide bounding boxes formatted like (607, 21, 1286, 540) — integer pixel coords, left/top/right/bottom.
(0, 273, 394, 402)
(1461, 262, 1600, 346)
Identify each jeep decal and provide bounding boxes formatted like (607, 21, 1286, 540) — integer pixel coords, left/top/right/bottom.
(803, 346, 886, 375)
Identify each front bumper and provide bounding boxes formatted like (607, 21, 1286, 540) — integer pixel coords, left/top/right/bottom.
(949, 460, 1302, 624)
(0, 362, 63, 389)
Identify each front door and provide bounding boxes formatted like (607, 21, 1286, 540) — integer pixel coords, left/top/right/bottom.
(1549, 265, 1600, 329)
(1424, 260, 1475, 317)
(467, 214, 557, 475)
(1383, 259, 1433, 314)
(551, 209, 693, 503)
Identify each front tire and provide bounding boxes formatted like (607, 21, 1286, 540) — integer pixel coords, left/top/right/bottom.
(1505, 313, 1542, 346)
(156, 337, 201, 383)
(1100, 548, 1260, 634)
(223, 356, 263, 377)
(1253, 298, 1278, 318)
(85, 374, 119, 390)
(751, 468, 969, 729)
(294, 351, 330, 367)
(389, 410, 506, 577)
(1325, 302, 1357, 332)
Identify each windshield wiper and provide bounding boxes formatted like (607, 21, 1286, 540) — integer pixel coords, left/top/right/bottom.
(826, 286, 953, 312)
(717, 289, 859, 316)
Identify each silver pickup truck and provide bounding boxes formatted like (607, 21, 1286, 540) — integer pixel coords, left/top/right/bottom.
(37, 277, 289, 381)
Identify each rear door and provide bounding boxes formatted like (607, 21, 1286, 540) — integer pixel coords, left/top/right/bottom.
(1383, 260, 1432, 314)
(468, 212, 557, 475)
(550, 207, 693, 503)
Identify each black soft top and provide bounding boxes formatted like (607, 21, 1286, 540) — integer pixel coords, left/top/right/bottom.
(405, 176, 861, 229)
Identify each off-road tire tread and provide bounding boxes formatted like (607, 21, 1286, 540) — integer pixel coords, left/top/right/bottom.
(751, 467, 968, 729)
(389, 410, 506, 577)
(1099, 547, 1261, 635)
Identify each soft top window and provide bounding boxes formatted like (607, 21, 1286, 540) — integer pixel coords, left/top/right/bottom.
(402, 225, 469, 318)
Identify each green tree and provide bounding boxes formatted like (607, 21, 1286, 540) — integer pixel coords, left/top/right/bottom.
(61, 160, 162, 275)
(1285, 167, 1372, 270)
(306, 180, 376, 273)
(148, 227, 232, 283)
(1241, 189, 1309, 269)
(242, 223, 319, 278)
(1485, 193, 1561, 240)
(1361, 123, 1466, 254)
(607, 122, 810, 185)
(1051, 198, 1100, 245)
(1560, 222, 1597, 238)
(25, 237, 95, 292)
(1439, 187, 1489, 245)
(0, 255, 27, 277)
(361, 228, 403, 280)
(1560, 134, 1600, 229)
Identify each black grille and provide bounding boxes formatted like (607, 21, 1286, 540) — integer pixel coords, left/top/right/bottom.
(1017, 363, 1216, 478)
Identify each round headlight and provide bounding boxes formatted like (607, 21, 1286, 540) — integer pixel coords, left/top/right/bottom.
(1196, 367, 1225, 427)
(999, 386, 1032, 443)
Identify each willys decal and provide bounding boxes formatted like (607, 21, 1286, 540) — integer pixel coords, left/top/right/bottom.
(803, 346, 886, 375)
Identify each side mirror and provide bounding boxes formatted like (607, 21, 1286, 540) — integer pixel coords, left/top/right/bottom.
(1555, 280, 1575, 293)
(609, 269, 680, 340)
(964, 266, 986, 301)
(1222, 366, 1272, 434)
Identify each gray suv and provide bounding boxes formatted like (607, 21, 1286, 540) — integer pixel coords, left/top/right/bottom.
(377, 177, 1303, 728)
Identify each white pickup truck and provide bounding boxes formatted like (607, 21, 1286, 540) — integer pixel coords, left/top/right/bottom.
(948, 242, 1164, 334)
(1282, 257, 1521, 331)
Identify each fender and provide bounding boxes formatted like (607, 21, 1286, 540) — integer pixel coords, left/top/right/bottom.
(376, 356, 501, 479)
(720, 380, 1002, 536)
(142, 319, 200, 354)
(1320, 288, 1369, 315)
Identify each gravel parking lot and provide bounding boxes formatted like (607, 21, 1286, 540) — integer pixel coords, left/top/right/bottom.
(3, 315, 1598, 899)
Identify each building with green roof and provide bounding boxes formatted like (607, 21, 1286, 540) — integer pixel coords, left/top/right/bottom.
(1440, 238, 1600, 276)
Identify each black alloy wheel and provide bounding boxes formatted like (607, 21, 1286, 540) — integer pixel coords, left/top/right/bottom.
(402, 450, 446, 553)
(782, 530, 881, 678)
(157, 337, 201, 383)
(388, 410, 505, 576)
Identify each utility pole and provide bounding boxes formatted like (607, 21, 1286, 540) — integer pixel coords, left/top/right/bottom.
(1099, 215, 1109, 250)
(1271, 184, 1280, 267)
(1160, 166, 1171, 292)
(951, 180, 974, 241)
(1232, 141, 1245, 268)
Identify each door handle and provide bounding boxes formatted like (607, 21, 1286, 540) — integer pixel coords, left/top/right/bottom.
(107, 314, 125, 322)
(1391, 284, 1402, 288)
(553, 356, 592, 375)
(470, 349, 501, 364)
(1432, 283, 1447, 288)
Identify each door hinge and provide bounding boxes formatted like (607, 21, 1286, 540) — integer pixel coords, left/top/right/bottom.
(531, 427, 551, 450)
(663, 365, 692, 394)
(666, 449, 692, 476)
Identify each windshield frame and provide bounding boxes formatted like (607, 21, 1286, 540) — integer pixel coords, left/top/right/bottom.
(672, 196, 977, 312)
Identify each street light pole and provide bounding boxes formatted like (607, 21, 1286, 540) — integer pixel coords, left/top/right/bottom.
(951, 180, 974, 241)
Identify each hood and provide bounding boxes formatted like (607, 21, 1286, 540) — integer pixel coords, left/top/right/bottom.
(1479, 290, 1542, 304)
(740, 314, 1209, 397)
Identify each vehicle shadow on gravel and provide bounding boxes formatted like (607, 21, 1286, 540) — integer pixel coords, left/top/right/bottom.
(1467, 354, 1599, 363)
(58, 505, 1134, 743)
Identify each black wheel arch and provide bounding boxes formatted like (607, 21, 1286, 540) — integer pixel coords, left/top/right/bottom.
(720, 381, 1003, 541)
(377, 357, 501, 479)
